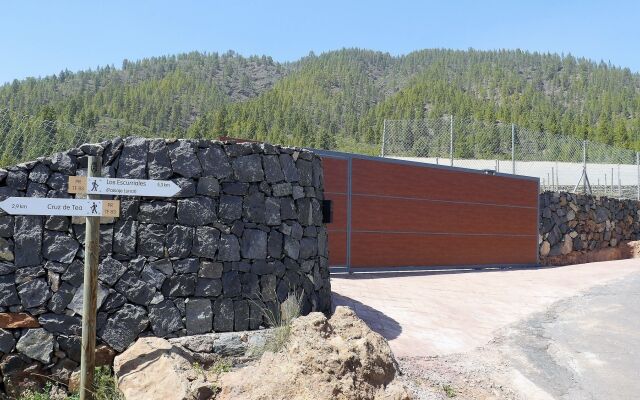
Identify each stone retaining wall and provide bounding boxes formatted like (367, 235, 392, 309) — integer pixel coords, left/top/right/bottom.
(539, 191, 640, 264)
(0, 137, 330, 395)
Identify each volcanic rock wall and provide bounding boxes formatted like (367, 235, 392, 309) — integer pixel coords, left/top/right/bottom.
(0, 137, 330, 395)
(539, 191, 640, 264)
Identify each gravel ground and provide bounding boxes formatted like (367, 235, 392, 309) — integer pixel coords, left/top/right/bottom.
(397, 352, 519, 400)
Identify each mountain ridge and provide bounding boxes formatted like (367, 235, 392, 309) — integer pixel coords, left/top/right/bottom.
(1, 47, 639, 162)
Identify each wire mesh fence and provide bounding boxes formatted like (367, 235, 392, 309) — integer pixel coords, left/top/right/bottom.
(382, 116, 640, 200)
(0, 108, 171, 167)
(3, 106, 639, 200)
(0, 108, 108, 166)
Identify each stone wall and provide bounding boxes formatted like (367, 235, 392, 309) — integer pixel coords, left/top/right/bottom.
(539, 191, 640, 264)
(0, 137, 330, 395)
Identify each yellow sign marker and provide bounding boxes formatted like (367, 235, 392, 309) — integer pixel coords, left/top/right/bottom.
(68, 176, 88, 194)
(101, 200, 120, 217)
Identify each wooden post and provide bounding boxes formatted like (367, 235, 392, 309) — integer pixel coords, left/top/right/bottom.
(80, 156, 101, 400)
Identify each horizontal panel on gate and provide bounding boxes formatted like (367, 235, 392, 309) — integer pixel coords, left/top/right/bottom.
(322, 157, 348, 194)
(327, 230, 347, 266)
(349, 232, 537, 268)
(351, 158, 538, 208)
(350, 195, 537, 235)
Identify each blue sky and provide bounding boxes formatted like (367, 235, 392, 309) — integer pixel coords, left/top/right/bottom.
(1, 0, 639, 84)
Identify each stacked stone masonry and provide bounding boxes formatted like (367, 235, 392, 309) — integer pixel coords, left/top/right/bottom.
(0, 137, 330, 395)
(539, 191, 640, 263)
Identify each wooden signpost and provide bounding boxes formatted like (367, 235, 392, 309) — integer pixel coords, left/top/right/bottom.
(0, 155, 178, 400)
(79, 156, 101, 400)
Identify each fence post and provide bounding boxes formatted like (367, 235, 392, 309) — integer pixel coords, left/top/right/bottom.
(611, 167, 614, 195)
(637, 152, 639, 201)
(346, 156, 352, 273)
(449, 115, 454, 166)
(511, 123, 515, 174)
(381, 120, 386, 157)
(547, 173, 550, 191)
(618, 164, 622, 197)
(583, 140, 587, 194)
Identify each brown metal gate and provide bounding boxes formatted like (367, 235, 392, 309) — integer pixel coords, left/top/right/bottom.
(319, 150, 539, 272)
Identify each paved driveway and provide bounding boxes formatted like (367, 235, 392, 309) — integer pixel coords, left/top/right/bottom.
(494, 272, 640, 399)
(331, 259, 640, 357)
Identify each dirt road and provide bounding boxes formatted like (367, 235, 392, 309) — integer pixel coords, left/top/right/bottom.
(332, 259, 640, 399)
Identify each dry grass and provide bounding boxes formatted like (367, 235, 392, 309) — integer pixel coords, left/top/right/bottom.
(250, 291, 303, 355)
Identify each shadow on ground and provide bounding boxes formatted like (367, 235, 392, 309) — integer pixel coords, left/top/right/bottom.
(332, 292, 402, 340)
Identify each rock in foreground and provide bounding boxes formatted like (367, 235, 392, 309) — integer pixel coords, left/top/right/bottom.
(113, 337, 213, 400)
(112, 330, 269, 400)
(219, 306, 410, 400)
(113, 307, 408, 400)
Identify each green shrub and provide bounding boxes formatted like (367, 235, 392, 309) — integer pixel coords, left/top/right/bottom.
(18, 367, 121, 400)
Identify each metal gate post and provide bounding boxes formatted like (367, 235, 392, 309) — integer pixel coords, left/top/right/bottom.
(449, 115, 454, 166)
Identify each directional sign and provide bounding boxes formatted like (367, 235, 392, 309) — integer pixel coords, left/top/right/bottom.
(68, 176, 180, 197)
(0, 197, 120, 217)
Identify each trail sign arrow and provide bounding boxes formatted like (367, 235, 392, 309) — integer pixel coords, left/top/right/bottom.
(68, 176, 180, 197)
(0, 197, 120, 217)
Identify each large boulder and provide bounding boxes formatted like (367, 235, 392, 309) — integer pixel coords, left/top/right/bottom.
(112, 308, 406, 400)
(113, 337, 212, 400)
(218, 306, 410, 400)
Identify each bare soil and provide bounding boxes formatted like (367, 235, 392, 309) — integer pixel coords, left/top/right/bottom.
(396, 350, 520, 400)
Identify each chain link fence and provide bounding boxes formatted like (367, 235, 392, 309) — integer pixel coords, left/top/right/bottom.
(0, 108, 167, 167)
(382, 116, 640, 200)
(3, 107, 639, 199)
(0, 108, 108, 166)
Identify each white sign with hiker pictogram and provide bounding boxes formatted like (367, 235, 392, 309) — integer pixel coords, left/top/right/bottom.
(68, 176, 180, 197)
(0, 197, 120, 217)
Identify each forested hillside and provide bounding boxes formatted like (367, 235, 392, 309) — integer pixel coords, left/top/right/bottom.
(2, 48, 640, 163)
(0, 51, 285, 134)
